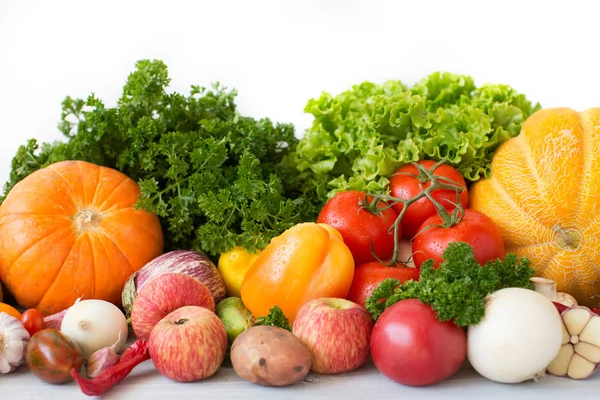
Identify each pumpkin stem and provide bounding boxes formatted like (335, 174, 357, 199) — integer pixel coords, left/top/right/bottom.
(74, 209, 103, 234)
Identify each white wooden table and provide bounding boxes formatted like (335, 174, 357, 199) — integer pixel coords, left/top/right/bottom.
(4, 358, 599, 399)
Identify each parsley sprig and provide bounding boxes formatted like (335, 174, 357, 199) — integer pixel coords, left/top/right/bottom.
(1, 60, 321, 257)
(255, 305, 291, 331)
(366, 242, 535, 327)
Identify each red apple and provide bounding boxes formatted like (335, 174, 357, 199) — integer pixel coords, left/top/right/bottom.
(149, 306, 228, 382)
(131, 273, 215, 339)
(292, 298, 373, 374)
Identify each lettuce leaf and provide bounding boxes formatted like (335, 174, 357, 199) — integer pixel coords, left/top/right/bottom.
(295, 72, 541, 199)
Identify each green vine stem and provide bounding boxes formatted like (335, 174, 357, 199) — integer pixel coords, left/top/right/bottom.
(360, 160, 466, 266)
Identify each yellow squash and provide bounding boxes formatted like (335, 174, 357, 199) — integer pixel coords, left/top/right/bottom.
(471, 108, 600, 306)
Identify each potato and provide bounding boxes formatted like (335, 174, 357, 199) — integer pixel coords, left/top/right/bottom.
(230, 325, 312, 386)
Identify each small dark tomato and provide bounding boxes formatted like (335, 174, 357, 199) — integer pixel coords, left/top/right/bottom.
(26, 328, 84, 384)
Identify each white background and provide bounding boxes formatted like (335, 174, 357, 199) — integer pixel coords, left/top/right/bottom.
(2, 3, 600, 397)
(1, 0, 599, 186)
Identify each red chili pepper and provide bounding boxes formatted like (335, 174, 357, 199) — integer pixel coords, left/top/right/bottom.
(71, 339, 150, 396)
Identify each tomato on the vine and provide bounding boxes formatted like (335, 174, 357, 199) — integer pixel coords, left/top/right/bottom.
(20, 308, 45, 337)
(412, 209, 505, 269)
(347, 261, 420, 308)
(389, 160, 469, 240)
(317, 190, 400, 266)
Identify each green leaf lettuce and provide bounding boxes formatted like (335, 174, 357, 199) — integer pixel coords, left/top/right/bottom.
(295, 71, 541, 199)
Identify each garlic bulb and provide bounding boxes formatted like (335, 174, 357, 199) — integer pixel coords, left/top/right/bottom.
(547, 306, 600, 379)
(0, 312, 30, 374)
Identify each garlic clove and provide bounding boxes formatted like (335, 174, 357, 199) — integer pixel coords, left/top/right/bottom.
(560, 322, 570, 345)
(43, 309, 68, 330)
(567, 354, 597, 380)
(44, 297, 83, 330)
(547, 344, 574, 376)
(574, 342, 600, 363)
(562, 308, 591, 336)
(0, 312, 30, 374)
(578, 315, 600, 346)
(86, 346, 120, 378)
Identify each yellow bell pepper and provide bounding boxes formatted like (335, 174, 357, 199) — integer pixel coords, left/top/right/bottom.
(241, 222, 355, 323)
(218, 246, 262, 297)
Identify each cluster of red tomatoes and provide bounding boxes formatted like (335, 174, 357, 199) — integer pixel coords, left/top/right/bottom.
(316, 160, 508, 386)
(317, 160, 507, 306)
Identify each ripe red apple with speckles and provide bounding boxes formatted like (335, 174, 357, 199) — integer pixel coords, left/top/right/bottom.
(292, 298, 373, 374)
(131, 273, 215, 340)
(149, 306, 228, 382)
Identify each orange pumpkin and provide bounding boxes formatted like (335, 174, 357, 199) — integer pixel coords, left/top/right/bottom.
(0, 160, 164, 316)
(471, 108, 600, 306)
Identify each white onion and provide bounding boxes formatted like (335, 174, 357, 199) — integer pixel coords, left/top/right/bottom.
(467, 288, 563, 383)
(60, 299, 128, 359)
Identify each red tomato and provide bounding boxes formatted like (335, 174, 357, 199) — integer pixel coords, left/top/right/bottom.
(592, 307, 600, 316)
(389, 160, 469, 240)
(412, 209, 505, 269)
(347, 262, 420, 308)
(20, 309, 45, 337)
(370, 299, 466, 386)
(317, 190, 400, 266)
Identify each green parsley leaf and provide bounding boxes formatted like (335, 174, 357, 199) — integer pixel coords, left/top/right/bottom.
(1, 60, 320, 259)
(254, 305, 291, 331)
(366, 242, 535, 327)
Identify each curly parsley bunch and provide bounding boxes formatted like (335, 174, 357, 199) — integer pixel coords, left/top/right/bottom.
(366, 242, 535, 327)
(2, 60, 320, 257)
